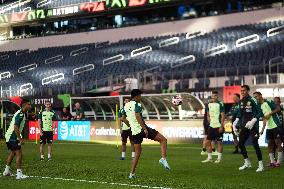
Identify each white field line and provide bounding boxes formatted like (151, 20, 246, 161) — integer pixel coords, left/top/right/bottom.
(28, 175, 172, 189)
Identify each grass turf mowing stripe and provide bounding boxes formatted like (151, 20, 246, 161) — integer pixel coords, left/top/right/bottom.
(28, 175, 172, 189)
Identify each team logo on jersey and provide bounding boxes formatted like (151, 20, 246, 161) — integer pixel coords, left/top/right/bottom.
(247, 101, 251, 106)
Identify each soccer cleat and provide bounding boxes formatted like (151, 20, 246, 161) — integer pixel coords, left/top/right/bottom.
(119, 157, 125, 160)
(159, 158, 171, 170)
(128, 173, 136, 179)
(40, 157, 44, 161)
(212, 151, 218, 156)
(275, 163, 280, 167)
(48, 157, 53, 161)
(256, 166, 264, 172)
(16, 173, 29, 180)
(266, 162, 276, 167)
(214, 159, 221, 164)
(200, 151, 207, 156)
(3, 170, 14, 177)
(201, 158, 213, 163)
(239, 162, 252, 170)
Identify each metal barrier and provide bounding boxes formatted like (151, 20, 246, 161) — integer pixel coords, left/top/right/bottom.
(37, 0, 51, 8)
(159, 37, 180, 48)
(42, 73, 65, 85)
(171, 55, 195, 68)
(186, 31, 205, 39)
(0, 71, 11, 80)
(130, 46, 152, 57)
(18, 63, 38, 73)
(204, 44, 228, 57)
(70, 47, 88, 56)
(268, 56, 284, 74)
(267, 25, 284, 37)
(19, 83, 33, 96)
(236, 34, 260, 48)
(45, 55, 63, 64)
(73, 64, 94, 76)
(103, 54, 124, 66)
(16, 49, 30, 56)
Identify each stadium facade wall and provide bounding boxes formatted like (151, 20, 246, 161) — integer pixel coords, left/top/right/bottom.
(0, 7, 283, 51)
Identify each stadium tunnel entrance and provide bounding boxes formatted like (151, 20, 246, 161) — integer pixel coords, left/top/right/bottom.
(70, 93, 205, 121)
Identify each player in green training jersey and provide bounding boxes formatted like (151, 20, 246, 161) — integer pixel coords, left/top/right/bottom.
(38, 101, 57, 161)
(254, 92, 283, 167)
(124, 89, 170, 179)
(202, 91, 225, 164)
(3, 99, 31, 179)
(118, 98, 135, 160)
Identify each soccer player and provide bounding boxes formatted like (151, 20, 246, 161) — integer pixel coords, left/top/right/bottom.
(202, 91, 225, 163)
(233, 85, 264, 172)
(74, 102, 85, 120)
(2, 98, 31, 179)
(254, 92, 282, 167)
(201, 100, 217, 156)
(124, 89, 170, 179)
(38, 101, 57, 161)
(274, 97, 284, 152)
(227, 93, 240, 154)
(118, 98, 135, 160)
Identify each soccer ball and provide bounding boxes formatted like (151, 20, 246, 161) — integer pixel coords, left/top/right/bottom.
(172, 95, 183, 106)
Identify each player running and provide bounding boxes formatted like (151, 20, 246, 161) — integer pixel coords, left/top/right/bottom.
(38, 101, 57, 161)
(124, 89, 170, 179)
(254, 92, 283, 167)
(118, 98, 135, 160)
(2, 99, 31, 179)
(202, 91, 225, 163)
(233, 85, 264, 172)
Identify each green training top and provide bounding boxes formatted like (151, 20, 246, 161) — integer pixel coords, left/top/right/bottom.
(124, 100, 144, 135)
(208, 101, 225, 128)
(118, 107, 130, 130)
(261, 99, 281, 130)
(38, 109, 57, 131)
(5, 109, 27, 142)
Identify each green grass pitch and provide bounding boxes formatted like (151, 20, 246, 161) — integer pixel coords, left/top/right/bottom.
(0, 141, 284, 189)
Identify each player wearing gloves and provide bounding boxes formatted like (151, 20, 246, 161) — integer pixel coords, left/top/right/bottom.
(234, 85, 264, 172)
(254, 92, 282, 167)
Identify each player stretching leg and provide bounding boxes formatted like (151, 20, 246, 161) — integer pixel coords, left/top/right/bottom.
(124, 89, 170, 179)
